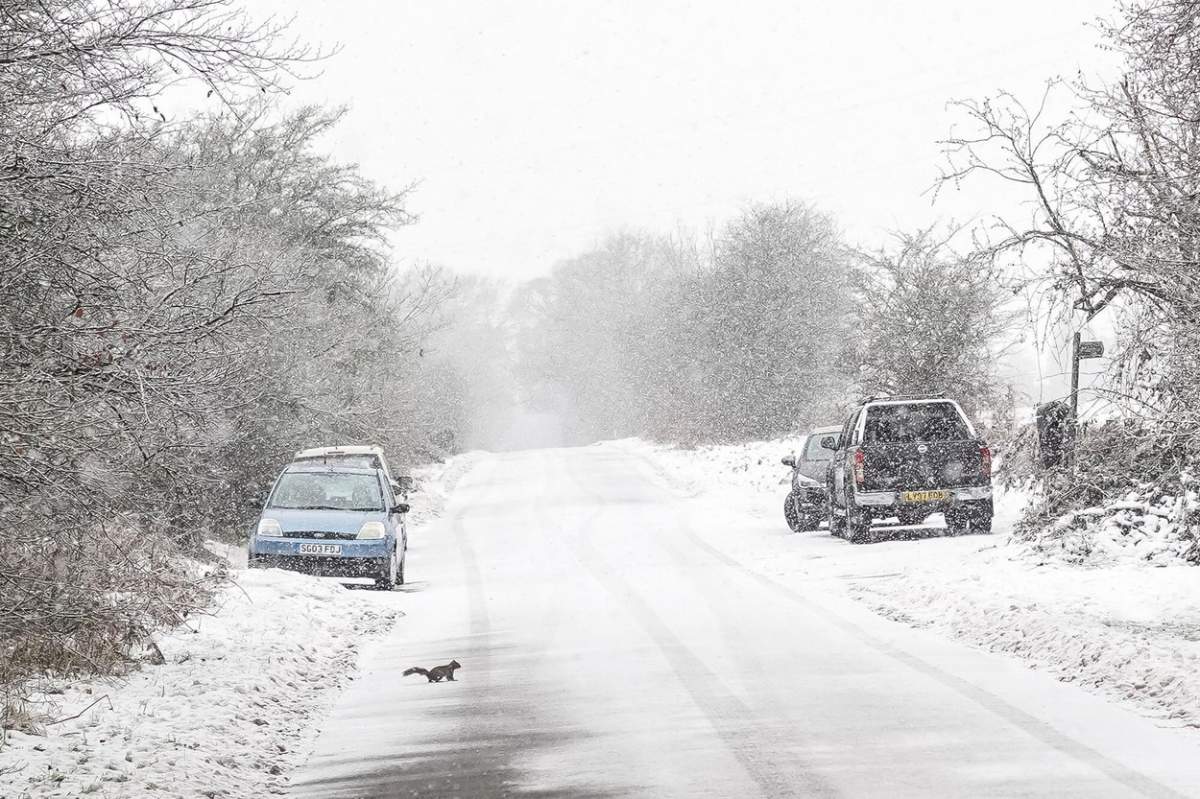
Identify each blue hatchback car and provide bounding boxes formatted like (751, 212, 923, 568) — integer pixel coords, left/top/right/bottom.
(248, 463, 408, 589)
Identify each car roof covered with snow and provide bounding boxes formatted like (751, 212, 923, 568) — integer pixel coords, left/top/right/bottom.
(293, 445, 385, 459)
(860, 394, 954, 407)
(283, 463, 382, 476)
(809, 425, 842, 434)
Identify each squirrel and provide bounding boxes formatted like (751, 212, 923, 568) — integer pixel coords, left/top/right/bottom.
(403, 659, 461, 683)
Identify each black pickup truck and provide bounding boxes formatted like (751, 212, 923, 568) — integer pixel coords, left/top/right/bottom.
(823, 395, 993, 543)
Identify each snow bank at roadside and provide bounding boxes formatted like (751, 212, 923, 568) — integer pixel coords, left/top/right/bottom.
(406, 450, 483, 528)
(1013, 487, 1200, 566)
(615, 437, 1200, 729)
(0, 563, 401, 798)
(632, 436, 802, 503)
(849, 550, 1200, 728)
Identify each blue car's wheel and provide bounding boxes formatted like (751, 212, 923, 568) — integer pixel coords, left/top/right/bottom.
(374, 552, 397, 591)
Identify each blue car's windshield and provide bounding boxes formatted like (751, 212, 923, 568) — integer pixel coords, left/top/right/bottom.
(268, 472, 383, 511)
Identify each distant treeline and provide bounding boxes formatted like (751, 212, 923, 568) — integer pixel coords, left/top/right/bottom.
(514, 204, 1012, 445)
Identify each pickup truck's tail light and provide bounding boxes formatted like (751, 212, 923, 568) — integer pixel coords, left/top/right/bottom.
(980, 446, 992, 478)
(853, 448, 866, 486)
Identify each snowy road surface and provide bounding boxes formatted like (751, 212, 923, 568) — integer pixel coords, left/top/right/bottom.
(289, 447, 1200, 798)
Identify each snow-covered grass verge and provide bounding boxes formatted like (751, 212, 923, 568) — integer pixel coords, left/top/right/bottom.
(616, 437, 1200, 730)
(637, 435, 806, 499)
(0, 568, 401, 798)
(847, 552, 1200, 727)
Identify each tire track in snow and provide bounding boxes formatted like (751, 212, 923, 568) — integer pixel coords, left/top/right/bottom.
(651, 515, 799, 717)
(453, 451, 568, 663)
(564, 453, 840, 799)
(452, 457, 494, 642)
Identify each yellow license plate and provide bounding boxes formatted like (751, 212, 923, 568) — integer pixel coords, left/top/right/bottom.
(901, 490, 950, 503)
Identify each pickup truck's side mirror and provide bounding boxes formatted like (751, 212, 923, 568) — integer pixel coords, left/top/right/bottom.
(820, 435, 838, 451)
(392, 502, 410, 515)
(781, 455, 796, 468)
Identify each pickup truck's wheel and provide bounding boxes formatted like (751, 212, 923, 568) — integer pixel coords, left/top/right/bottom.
(397, 551, 407, 585)
(846, 500, 872, 544)
(945, 509, 970, 536)
(827, 499, 846, 538)
(784, 494, 802, 532)
(965, 499, 994, 534)
(948, 499, 994, 535)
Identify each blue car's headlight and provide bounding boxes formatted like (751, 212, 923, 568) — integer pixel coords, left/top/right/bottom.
(357, 521, 386, 540)
(257, 518, 283, 537)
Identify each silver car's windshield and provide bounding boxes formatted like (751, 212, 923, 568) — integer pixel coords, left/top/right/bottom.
(802, 435, 834, 462)
(268, 472, 383, 511)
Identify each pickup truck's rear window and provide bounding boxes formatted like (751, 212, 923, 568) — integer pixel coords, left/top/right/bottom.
(863, 402, 971, 444)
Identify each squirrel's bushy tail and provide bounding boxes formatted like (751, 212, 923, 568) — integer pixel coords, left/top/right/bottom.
(403, 666, 429, 677)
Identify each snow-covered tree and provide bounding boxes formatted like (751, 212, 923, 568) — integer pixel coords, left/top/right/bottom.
(854, 228, 1014, 415)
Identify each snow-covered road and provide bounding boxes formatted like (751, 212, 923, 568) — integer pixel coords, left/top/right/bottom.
(289, 446, 1200, 798)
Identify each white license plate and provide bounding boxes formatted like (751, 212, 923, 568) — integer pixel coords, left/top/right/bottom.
(298, 543, 342, 556)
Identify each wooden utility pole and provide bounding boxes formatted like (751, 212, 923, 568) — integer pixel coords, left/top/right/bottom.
(1069, 331, 1105, 470)
(1070, 332, 1081, 439)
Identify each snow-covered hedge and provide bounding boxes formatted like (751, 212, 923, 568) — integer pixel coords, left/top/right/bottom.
(1013, 484, 1200, 566)
(0, 567, 400, 799)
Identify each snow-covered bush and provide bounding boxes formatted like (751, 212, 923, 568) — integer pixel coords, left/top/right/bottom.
(1014, 486, 1200, 565)
(1007, 420, 1200, 565)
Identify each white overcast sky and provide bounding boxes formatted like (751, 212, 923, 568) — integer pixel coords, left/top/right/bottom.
(247, 0, 1111, 282)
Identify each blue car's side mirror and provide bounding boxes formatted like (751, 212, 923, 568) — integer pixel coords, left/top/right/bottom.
(392, 503, 410, 515)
